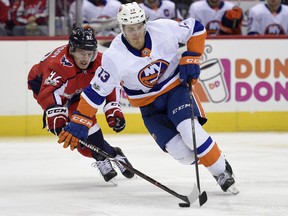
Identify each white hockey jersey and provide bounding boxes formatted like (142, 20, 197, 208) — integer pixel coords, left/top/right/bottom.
(140, 0, 183, 21)
(247, 3, 288, 35)
(188, 0, 235, 35)
(82, 18, 206, 108)
(69, 0, 121, 26)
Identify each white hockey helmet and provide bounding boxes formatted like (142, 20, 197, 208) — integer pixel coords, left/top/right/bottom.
(117, 2, 146, 27)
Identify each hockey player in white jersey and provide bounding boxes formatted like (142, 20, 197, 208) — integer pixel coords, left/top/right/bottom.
(188, 0, 243, 35)
(140, 0, 183, 21)
(69, 0, 121, 37)
(248, 0, 288, 35)
(58, 2, 238, 194)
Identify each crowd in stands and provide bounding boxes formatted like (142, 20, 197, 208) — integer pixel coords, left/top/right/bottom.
(0, 0, 288, 37)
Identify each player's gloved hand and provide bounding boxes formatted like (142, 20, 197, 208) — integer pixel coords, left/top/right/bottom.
(103, 102, 126, 133)
(221, 6, 243, 30)
(46, 106, 68, 135)
(179, 51, 201, 86)
(57, 111, 92, 151)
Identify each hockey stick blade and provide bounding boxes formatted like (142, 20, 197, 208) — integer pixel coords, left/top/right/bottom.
(199, 191, 208, 206)
(186, 183, 199, 203)
(79, 140, 198, 205)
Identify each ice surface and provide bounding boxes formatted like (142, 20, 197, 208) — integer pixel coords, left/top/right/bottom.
(1, 132, 288, 216)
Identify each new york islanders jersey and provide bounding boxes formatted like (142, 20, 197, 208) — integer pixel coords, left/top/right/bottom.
(69, 0, 121, 27)
(188, 0, 235, 35)
(140, 0, 183, 21)
(28, 44, 102, 111)
(247, 3, 288, 35)
(81, 18, 206, 111)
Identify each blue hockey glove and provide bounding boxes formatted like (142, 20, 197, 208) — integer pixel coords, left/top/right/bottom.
(58, 111, 92, 151)
(179, 51, 201, 85)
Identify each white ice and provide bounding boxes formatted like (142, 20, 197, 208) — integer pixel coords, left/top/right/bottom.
(1, 132, 288, 216)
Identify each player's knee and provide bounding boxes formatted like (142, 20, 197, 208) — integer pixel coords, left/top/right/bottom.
(165, 134, 195, 165)
(177, 118, 210, 150)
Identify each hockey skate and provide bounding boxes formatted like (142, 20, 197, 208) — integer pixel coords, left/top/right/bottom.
(92, 157, 118, 182)
(114, 147, 135, 179)
(214, 160, 239, 195)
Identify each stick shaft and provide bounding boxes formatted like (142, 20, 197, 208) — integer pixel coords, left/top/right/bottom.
(79, 140, 190, 203)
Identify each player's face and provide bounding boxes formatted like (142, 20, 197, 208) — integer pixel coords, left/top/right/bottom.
(72, 49, 95, 69)
(123, 23, 145, 50)
(267, 0, 281, 7)
(145, 0, 159, 5)
(207, 0, 220, 7)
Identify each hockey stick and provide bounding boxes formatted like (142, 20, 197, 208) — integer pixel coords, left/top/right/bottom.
(78, 139, 199, 207)
(188, 81, 208, 206)
(232, 0, 242, 30)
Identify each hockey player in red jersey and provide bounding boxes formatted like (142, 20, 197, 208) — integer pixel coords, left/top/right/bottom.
(58, 3, 238, 194)
(27, 27, 134, 182)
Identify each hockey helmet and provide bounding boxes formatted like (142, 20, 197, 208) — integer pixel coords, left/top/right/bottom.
(117, 2, 146, 26)
(69, 27, 97, 51)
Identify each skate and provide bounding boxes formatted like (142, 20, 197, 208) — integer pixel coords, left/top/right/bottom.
(114, 147, 135, 179)
(214, 160, 239, 195)
(92, 158, 118, 182)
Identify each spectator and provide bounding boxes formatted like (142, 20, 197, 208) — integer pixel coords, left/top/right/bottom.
(248, 0, 288, 35)
(139, 0, 183, 21)
(0, 0, 10, 36)
(11, 0, 48, 36)
(69, 0, 121, 37)
(188, 0, 243, 35)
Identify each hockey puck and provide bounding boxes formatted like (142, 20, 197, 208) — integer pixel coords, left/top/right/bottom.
(179, 203, 190, 208)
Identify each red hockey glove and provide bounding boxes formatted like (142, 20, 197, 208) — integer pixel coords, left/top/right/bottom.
(179, 51, 201, 86)
(104, 102, 126, 133)
(225, 6, 242, 20)
(57, 111, 92, 151)
(220, 6, 243, 34)
(46, 106, 68, 135)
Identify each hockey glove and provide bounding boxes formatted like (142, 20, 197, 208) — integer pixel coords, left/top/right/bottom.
(103, 102, 126, 133)
(220, 6, 243, 34)
(179, 51, 201, 86)
(46, 106, 68, 135)
(57, 111, 93, 151)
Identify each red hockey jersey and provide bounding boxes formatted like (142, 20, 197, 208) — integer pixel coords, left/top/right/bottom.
(27, 44, 102, 113)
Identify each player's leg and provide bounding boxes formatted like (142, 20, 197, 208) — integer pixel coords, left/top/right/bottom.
(167, 85, 237, 193)
(87, 125, 134, 181)
(177, 118, 236, 192)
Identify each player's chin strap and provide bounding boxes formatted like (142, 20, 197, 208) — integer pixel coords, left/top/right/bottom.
(78, 140, 199, 207)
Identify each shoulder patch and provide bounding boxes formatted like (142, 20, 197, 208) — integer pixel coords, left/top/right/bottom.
(60, 55, 74, 67)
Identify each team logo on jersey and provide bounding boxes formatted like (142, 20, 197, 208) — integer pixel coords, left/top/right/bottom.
(206, 21, 220, 35)
(44, 71, 62, 86)
(60, 55, 73, 67)
(265, 24, 285, 35)
(138, 60, 169, 88)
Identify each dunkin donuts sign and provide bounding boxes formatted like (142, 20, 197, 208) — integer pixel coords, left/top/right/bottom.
(190, 42, 288, 112)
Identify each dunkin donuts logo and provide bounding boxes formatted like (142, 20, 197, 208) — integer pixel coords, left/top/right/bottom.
(195, 45, 288, 103)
